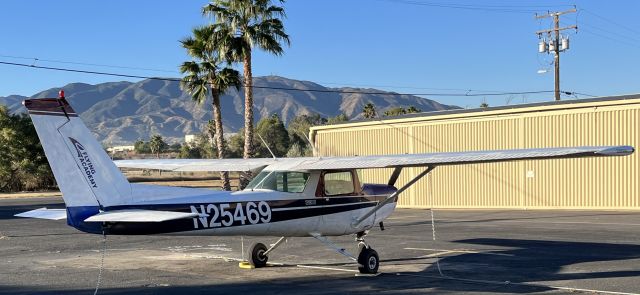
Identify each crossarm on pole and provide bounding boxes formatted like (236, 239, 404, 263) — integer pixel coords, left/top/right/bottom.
(352, 166, 435, 228)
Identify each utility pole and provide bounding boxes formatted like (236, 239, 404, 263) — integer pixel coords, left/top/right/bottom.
(536, 9, 578, 101)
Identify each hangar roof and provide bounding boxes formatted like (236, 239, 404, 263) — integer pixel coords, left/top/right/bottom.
(311, 93, 640, 131)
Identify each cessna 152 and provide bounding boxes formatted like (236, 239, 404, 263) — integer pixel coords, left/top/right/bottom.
(16, 95, 634, 274)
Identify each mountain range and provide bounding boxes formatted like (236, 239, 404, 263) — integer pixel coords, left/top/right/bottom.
(0, 76, 458, 144)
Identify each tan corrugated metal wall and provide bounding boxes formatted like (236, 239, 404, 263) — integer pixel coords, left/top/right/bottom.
(311, 98, 640, 209)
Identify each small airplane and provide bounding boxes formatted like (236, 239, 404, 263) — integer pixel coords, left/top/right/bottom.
(16, 93, 634, 274)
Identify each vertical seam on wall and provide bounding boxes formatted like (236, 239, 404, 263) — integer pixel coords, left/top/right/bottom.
(519, 116, 525, 209)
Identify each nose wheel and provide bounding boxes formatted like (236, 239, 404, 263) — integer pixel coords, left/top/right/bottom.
(357, 246, 379, 274)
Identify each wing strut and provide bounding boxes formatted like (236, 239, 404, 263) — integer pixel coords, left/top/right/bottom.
(388, 167, 403, 186)
(352, 166, 435, 228)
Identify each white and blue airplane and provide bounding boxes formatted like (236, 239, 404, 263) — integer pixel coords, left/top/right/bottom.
(16, 94, 634, 274)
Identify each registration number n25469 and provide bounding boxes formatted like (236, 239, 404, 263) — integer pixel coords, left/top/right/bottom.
(190, 201, 271, 229)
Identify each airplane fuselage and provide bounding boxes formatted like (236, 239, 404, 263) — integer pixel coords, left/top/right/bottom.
(106, 196, 392, 237)
(67, 169, 398, 237)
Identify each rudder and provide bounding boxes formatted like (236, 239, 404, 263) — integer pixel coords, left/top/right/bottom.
(23, 96, 132, 209)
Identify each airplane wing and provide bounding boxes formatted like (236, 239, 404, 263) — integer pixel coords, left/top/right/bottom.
(15, 208, 67, 220)
(114, 146, 633, 172)
(341, 145, 634, 227)
(292, 145, 634, 170)
(114, 158, 277, 172)
(83, 209, 200, 222)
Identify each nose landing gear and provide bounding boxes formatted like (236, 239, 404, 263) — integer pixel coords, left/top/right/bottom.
(357, 246, 379, 274)
(356, 231, 379, 274)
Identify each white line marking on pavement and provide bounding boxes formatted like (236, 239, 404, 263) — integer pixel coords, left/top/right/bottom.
(441, 219, 640, 227)
(386, 215, 421, 220)
(417, 250, 458, 258)
(296, 264, 359, 273)
(405, 247, 514, 257)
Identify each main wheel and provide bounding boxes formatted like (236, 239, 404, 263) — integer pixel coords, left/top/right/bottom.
(357, 247, 379, 274)
(248, 242, 268, 268)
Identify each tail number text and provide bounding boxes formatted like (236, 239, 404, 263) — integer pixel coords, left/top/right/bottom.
(190, 201, 271, 229)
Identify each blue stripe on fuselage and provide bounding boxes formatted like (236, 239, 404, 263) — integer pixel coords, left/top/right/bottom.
(67, 206, 102, 234)
(66, 195, 392, 235)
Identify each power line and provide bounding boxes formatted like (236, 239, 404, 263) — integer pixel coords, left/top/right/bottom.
(379, 0, 573, 14)
(0, 60, 561, 98)
(567, 91, 597, 98)
(0, 54, 178, 74)
(576, 26, 640, 49)
(2, 53, 526, 94)
(575, 22, 640, 45)
(561, 13, 640, 48)
(580, 9, 640, 37)
(0, 60, 160, 80)
(306, 81, 508, 93)
(251, 84, 553, 97)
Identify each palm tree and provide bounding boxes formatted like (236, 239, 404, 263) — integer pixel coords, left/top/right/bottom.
(202, 0, 290, 163)
(180, 25, 241, 191)
(149, 135, 166, 159)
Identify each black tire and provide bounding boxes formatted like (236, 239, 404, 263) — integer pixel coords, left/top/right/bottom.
(249, 242, 268, 268)
(357, 247, 379, 274)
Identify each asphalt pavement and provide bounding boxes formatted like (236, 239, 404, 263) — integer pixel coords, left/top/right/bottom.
(1, 197, 639, 294)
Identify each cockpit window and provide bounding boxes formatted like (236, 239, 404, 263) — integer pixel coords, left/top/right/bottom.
(246, 171, 310, 193)
(323, 171, 355, 196)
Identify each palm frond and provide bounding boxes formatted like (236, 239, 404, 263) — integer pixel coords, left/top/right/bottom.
(215, 68, 242, 91)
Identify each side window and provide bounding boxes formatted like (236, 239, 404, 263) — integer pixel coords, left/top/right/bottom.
(276, 172, 310, 193)
(324, 171, 355, 196)
(246, 171, 309, 193)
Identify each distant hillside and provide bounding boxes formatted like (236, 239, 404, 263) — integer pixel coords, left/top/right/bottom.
(0, 76, 458, 144)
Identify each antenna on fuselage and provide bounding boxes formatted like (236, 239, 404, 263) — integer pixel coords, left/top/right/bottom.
(257, 133, 277, 159)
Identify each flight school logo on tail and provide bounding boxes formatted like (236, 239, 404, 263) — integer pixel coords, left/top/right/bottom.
(69, 137, 98, 188)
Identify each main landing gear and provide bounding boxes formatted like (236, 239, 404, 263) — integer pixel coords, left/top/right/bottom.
(311, 231, 380, 274)
(248, 242, 268, 267)
(247, 233, 380, 274)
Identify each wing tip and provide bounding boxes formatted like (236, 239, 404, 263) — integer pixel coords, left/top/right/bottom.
(598, 146, 635, 156)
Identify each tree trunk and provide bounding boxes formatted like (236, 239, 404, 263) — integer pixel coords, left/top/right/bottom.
(240, 47, 253, 189)
(212, 91, 231, 191)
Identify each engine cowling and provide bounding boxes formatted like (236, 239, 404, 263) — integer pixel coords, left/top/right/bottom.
(361, 183, 397, 196)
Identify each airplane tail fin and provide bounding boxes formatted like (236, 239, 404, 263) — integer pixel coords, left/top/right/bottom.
(23, 97, 132, 209)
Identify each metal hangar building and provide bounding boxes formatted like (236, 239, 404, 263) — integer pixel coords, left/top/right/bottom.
(309, 94, 639, 209)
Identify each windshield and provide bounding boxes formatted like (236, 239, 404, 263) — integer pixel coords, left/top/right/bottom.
(245, 171, 310, 193)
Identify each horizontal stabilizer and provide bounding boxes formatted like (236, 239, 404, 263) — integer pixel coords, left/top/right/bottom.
(84, 209, 200, 223)
(14, 208, 67, 220)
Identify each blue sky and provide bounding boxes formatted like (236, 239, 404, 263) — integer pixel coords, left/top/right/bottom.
(0, 0, 639, 108)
